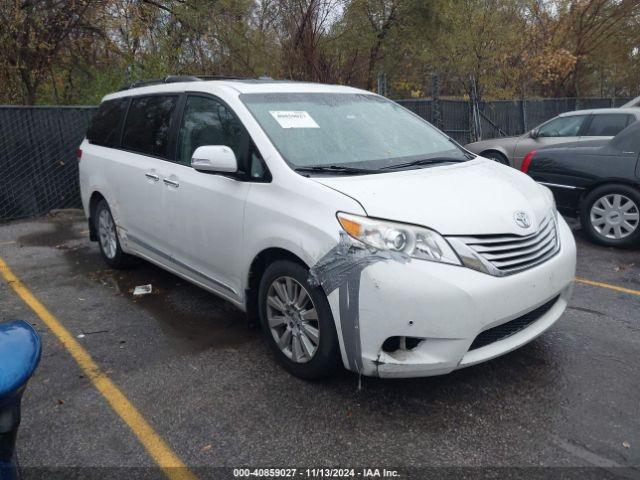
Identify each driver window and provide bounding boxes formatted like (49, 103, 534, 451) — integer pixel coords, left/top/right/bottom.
(177, 96, 247, 168)
(537, 115, 587, 138)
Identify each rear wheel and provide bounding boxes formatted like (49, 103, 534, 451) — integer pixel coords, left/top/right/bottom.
(580, 184, 640, 247)
(482, 151, 509, 165)
(258, 260, 339, 379)
(94, 200, 137, 269)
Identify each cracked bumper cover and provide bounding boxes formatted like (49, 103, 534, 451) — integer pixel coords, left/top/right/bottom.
(327, 216, 577, 378)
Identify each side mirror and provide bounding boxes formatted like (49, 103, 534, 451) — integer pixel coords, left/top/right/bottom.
(191, 146, 238, 173)
(529, 128, 539, 139)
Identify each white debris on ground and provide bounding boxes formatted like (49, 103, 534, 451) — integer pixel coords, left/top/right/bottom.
(132, 284, 153, 297)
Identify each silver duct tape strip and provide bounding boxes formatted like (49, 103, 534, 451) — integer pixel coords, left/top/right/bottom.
(309, 233, 410, 373)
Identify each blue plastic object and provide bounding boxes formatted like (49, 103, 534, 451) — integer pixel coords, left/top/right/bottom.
(0, 321, 41, 406)
(0, 320, 42, 480)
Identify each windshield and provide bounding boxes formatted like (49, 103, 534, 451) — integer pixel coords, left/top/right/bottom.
(240, 93, 469, 171)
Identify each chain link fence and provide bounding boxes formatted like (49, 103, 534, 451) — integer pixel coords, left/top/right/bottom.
(397, 97, 632, 144)
(0, 97, 634, 221)
(476, 97, 632, 140)
(397, 99, 472, 143)
(0, 106, 96, 221)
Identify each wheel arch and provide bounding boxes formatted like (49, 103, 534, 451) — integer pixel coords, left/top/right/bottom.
(245, 247, 311, 325)
(88, 191, 107, 241)
(480, 149, 510, 165)
(578, 178, 640, 208)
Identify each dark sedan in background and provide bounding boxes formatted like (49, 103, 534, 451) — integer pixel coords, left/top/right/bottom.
(522, 121, 640, 247)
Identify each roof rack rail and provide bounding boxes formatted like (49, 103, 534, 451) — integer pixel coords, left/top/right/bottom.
(164, 75, 202, 83)
(195, 75, 254, 81)
(118, 75, 200, 91)
(119, 74, 261, 91)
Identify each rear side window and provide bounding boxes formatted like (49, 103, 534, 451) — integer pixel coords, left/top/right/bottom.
(122, 95, 178, 158)
(86, 99, 128, 147)
(610, 122, 640, 153)
(584, 114, 634, 137)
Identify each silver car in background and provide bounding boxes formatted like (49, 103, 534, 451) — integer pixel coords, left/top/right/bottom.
(465, 108, 640, 169)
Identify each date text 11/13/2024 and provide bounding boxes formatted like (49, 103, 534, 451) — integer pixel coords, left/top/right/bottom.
(232, 468, 400, 478)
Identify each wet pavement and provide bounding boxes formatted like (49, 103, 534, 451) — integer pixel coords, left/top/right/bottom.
(0, 211, 639, 478)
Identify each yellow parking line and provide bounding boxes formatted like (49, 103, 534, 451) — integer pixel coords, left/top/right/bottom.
(575, 277, 640, 297)
(0, 257, 197, 480)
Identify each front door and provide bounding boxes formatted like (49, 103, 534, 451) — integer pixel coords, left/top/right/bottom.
(160, 94, 254, 302)
(513, 114, 589, 169)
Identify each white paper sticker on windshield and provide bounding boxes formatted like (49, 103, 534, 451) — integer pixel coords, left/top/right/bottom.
(269, 111, 320, 129)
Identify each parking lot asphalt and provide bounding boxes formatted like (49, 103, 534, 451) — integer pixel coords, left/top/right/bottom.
(0, 210, 638, 478)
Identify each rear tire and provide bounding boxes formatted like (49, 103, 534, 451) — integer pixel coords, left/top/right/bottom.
(94, 200, 137, 269)
(482, 151, 509, 165)
(258, 260, 340, 379)
(580, 184, 640, 247)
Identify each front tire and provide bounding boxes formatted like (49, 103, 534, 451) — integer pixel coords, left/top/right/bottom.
(94, 200, 137, 269)
(482, 151, 509, 165)
(258, 260, 340, 379)
(580, 184, 640, 247)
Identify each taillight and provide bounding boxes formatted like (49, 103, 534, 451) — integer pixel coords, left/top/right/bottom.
(76, 148, 83, 161)
(521, 150, 536, 173)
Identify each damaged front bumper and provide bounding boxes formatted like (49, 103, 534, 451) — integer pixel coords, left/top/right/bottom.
(324, 216, 576, 378)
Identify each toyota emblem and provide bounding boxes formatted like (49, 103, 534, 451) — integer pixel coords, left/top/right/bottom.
(514, 211, 532, 229)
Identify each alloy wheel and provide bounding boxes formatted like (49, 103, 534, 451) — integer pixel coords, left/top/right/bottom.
(266, 276, 320, 363)
(98, 207, 118, 259)
(590, 194, 639, 240)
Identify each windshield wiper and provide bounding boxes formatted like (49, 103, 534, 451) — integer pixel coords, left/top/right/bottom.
(379, 157, 466, 170)
(294, 165, 377, 175)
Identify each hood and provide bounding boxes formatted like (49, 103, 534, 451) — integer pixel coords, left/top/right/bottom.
(313, 159, 552, 236)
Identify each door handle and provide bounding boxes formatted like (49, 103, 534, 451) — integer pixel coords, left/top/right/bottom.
(145, 173, 159, 182)
(163, 178, 180, 188)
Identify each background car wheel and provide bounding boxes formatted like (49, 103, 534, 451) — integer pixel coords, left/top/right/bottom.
(258, 260, 340, 379)
(482, 151, 509, 165)
(94, 199, 137, 269)
(580, 184, 640, 247)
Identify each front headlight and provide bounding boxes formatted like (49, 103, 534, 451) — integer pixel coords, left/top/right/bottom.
(337, 212, 461, 265)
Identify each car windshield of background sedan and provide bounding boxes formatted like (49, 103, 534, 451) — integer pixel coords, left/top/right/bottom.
(241, 93, 469, 172)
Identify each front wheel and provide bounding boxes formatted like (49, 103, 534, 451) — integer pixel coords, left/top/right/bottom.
(258, 260, 340, 379)
(580, 184, 640, 247)
(482, 151, 509, 165)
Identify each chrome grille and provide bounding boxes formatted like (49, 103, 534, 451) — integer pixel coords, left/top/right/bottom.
(450, 215, 560, 276)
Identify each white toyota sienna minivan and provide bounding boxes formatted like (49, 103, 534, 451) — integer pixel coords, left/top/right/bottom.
(79, 77, 576, 379)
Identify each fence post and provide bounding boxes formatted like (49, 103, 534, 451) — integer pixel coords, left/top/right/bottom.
(376, 72, 388, 96)
(521, 98, 528, 133)
(431, 73, 443, 130)
(470, 76, 482, 141)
